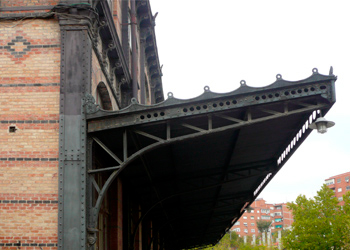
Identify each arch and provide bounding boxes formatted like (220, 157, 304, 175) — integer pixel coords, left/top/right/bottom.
(96, 81, 113, 110)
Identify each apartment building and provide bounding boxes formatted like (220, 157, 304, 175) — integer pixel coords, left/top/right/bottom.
(231, 198, 293, 237)
(325, 171, 350, 205)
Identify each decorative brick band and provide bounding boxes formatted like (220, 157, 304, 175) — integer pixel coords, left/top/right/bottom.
(0, 157, 59, 161)
(0, 243, 58, 247)
(0, 12, 54, 19)
(0, 36, 60, 58)
(0, 83, 59, 87)
(0, 200, 58, 204)
(0, 120, 59, 124)
(0, 151, 58, 158)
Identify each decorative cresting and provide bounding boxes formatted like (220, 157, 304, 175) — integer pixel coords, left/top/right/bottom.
(87, 68, 336, 131)
(85, 68, 337, 238)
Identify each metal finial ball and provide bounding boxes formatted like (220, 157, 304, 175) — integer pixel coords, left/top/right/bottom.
(167, 92, 173, 98)
(276, 74, 282, 80)
(204, 86, 210, 91)
(240, 80, 246, 86)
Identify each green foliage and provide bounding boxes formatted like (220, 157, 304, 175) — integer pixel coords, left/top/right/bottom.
(282, 184, 350, 250)
(237, 244, 274, 250)
(201, 232, 242, 250)
(200, 231, 277, 250)
(256, 220, 272, 233)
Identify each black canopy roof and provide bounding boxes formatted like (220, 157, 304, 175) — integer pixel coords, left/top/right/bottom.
(86, 68, 336, 249)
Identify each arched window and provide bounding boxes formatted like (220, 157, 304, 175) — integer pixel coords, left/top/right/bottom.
(96, 81, 113, 110)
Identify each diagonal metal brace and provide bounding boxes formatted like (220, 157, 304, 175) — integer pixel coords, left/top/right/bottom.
(92, 136, 123, 165)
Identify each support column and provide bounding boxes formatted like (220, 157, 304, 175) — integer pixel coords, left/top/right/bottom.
(58, 19, 91, 250)
(262, 232, 266, 245)
(278, 230, 282, 250)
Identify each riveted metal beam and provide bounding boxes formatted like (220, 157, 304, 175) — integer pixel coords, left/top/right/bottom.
(87, 71, 336, 132)
(58, 18, 91, 250)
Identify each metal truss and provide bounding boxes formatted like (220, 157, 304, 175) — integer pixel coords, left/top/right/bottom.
(86, 70, 336, 247)
(87, 99, 329, 229)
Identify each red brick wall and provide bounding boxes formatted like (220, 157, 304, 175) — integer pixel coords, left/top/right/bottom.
(0, 18, 60, 249)
(91, 50, 118, 110)
(231, 199, 294, 238)
(282, 204, 293, 228)
(113, 0, 123, 42)
(0, 0, 59, 7)
(326, 172, 350, 206)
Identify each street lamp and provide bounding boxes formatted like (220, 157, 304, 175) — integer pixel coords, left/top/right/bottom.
(309, 116, 335, 134)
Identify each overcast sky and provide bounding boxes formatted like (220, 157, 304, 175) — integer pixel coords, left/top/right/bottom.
(150, 0, 350, 203)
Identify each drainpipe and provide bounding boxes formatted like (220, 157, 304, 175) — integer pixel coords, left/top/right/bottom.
(130, 0, 138, 101)
(140, 38, 146, 104)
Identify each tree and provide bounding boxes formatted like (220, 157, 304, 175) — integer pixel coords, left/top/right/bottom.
(282, 184, 350, 250)
(256, 220, 272, 233)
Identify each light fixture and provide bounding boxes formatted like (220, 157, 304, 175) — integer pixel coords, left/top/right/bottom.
(309, 116, 335, 134)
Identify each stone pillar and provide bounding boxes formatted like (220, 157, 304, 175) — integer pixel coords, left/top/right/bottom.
(262, 232, 266, 245)
(244, 235, 247, 244)
(252, 234, 256, 245)
(278, 230, 282, 250)
(267, 232, 271, 246)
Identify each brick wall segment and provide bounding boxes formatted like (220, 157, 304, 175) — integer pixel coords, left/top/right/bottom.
(92, 49, 119, 110)
(0, 19, 60, 85)
(0, 90, 59, 116)
(325, 171, 350, 206)
(0, 161, 58, 194)
(0, 205, 57, 247)
(0, 0, 59, 7)
(0, 128, 59, 151)
(113, 0, 123, 44)
(0, 151, 58, 158)
(0, 16, 60, 250)
(0, 193, 58, 201)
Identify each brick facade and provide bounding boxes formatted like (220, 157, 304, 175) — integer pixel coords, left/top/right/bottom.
(231, 198, 293, 238)
(0, 15, 60, 249)
(0, 1, 58, 8)
(1, 0, 164, 249)
(325, 171, 350, 205)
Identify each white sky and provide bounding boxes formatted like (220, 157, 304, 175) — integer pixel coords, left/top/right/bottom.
(150, 0, 350, 204)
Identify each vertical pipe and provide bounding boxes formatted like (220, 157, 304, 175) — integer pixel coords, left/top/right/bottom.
(140, 39, 146, 104)
(123, 130, 128, 161)
(131, 0, 138, 101)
